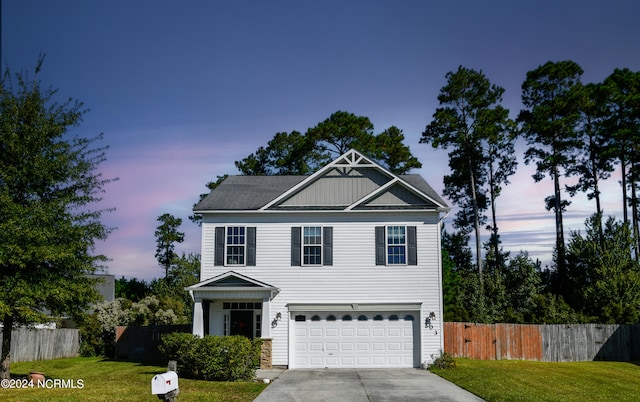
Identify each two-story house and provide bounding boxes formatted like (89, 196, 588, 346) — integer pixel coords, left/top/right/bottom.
(186, 149, 449, 368)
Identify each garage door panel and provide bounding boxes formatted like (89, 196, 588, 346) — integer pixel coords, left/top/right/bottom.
(388, 342, 401, 351)
(326, 342, 339, 351)
(310, 342, 323, 351)
(341, 328, 354, 336)
(341, 342, 354, 351)
(341, 356, 355, 365)
(388, 327, 401, 336)
(357, 328, 370, 336)
(310, 328, 323, 336)
(293, 311, 416, 368)
(326, 328, 338, 336)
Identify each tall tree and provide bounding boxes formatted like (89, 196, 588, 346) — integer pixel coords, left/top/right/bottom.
(421, 66, 513, 277)
(0, 65, 114, 378)
(150, 252, 200, 324)
(306, 110, 375, 159)
(234, 110, 422, 176)
(484, 106, 517, 271)
(566, 82, 615, 225)
(371, 126, 422, 174)
(154, 213, 185, 278)
(235, 131, 320, 176)
(518, 60, 584, 298)
(602, 68, 640, 256)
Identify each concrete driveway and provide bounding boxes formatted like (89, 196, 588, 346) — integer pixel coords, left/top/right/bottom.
(254, 369, 484, 402)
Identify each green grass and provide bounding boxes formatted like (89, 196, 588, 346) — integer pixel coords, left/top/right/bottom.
(431, 358, 640, 402)
(2, 357, 267, 401)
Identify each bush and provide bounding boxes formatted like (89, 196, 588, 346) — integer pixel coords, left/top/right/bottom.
(428, 351, 456, 370)
(79, 313, 109, 357)
(159, 333, 262, 381)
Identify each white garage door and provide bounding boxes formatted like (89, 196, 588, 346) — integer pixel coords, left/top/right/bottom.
(293, 311, 417, 368)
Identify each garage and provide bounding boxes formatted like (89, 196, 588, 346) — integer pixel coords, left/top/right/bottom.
(292, 311, 417, 368)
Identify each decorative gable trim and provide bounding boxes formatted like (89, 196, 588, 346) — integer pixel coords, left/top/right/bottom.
(260, 149, 448, 212)
(185, 271, 277, 291)
(345, 177, 400, 210)
(260, 149, 382, 210)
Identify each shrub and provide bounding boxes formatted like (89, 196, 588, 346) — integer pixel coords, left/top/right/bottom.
(79, 313, 109, 357)
(428, 350, 456, 370)
(159, 333, 262, 381)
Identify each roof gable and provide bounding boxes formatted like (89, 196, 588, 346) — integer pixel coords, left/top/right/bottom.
(262, 149, 448, 211)
(193, 149, 449, 212)
(186, 271, 277, 290)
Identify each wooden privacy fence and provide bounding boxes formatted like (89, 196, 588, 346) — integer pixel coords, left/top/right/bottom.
(444, 322, 640, 362)
(0, 328, 80, 362)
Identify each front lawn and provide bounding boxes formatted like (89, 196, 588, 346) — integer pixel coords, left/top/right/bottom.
(2, 357, 266, 401)
(431, 358, 640, 402)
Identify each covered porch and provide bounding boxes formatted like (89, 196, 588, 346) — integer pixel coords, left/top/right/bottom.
(185, 271, 279, 339)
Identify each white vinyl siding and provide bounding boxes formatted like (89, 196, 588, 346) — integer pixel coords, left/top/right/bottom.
(198, 212, 443, 367)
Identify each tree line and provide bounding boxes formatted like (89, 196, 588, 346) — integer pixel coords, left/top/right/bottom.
(191, 61, 640, 324)
(423, 62, 640, 324)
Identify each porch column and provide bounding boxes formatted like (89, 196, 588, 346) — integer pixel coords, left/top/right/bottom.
(193, 298, 204, 337)
(261, 297, 271, 338)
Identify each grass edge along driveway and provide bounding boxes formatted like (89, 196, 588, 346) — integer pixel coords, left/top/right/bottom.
(1, 357, 267, 401)
(431, 358, 640, 402)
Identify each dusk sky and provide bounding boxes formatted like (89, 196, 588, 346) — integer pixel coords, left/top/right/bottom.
(4, 1, 640, 281)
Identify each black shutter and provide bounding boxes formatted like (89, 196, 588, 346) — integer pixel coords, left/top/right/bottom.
(323, 227, 333, 266)
(247, 227, 256, 266)
(375, 226, 385, 265)
(291, 227, 301, 266)
(215, 227, 225, 266)
(408, 226, 417, 265)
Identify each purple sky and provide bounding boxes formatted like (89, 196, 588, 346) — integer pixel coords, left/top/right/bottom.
(4, 1, 640, 280)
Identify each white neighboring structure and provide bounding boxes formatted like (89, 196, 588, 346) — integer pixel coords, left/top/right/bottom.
(187, 149, 449, 368)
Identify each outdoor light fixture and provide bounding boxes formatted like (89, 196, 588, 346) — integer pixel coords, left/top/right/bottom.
(276, 312, 282, 321)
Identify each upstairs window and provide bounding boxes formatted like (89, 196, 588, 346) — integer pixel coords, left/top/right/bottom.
(386, 226, 406, 265)
(291, 226, 333, 266)
(375, 226, 417, 266)
(303, 226, 322, 265)
(226, 226, 246, 265)
(215, 227, 256, 266)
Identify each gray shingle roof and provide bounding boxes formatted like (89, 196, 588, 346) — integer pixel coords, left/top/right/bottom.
(193, 174, 447, 212)
(194, 175, 307, 211)
(399, 174, 447, 207)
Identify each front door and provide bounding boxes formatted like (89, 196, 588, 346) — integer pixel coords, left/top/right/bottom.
(230, 310, 254, 339)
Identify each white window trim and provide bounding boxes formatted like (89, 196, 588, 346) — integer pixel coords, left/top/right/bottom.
(224, 226, 247, 266)
(386, 225, 407, 266)
(302, 225, 323, 266)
